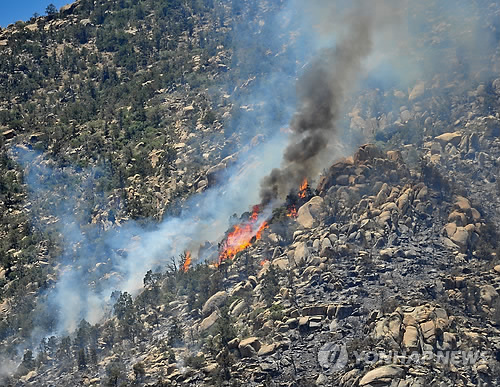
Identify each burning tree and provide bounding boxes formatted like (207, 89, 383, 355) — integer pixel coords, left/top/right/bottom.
(218, 206, 269, 264)
(180, 251, 192, 272)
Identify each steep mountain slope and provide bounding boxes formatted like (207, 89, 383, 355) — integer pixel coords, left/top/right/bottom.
(0, 0, 292, 371)
(0, 0, 500, 386)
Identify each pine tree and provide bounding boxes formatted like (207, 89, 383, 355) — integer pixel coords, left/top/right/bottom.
(167, 317, 183, 347)
(77, 349, 87, 370)
(133, 362, 146, 380)
(46, 3, 58, 16)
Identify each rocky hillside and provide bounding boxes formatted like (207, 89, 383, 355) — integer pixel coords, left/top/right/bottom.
(0, 0, 293, 371)
(11, 136, 500, 386)
(0, 0, 500, 387)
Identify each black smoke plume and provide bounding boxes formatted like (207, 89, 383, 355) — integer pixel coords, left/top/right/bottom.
(260, 1, 402, 204)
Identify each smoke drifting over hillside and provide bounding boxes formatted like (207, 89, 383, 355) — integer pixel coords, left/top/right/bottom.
(14, 138, 281, 339)
(260, 0, 405, 203)
(259, 0, 500, 203)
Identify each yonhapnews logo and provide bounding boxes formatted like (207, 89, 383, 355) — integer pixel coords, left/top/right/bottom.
(318, 342, 488, 371)
(318, 343, 348, 372)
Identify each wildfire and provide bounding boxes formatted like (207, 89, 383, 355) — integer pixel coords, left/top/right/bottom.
(256, 221, 269, 239)
(298, 178, 308, 199)
(219, 206, 269, 264)
(260, 259, 269, 266)
(287, 206, 298, 218)
(181, 251, 192, 272)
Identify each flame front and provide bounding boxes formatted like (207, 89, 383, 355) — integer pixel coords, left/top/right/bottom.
(256, 221, 269, 239)
(287, 206, 298, 218)
(182, 251, 192, 272)
(298, 178, 308, 199)
(219, 206, 268, 264)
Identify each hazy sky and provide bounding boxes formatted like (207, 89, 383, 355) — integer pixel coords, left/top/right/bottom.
(0, 1, 72, 27)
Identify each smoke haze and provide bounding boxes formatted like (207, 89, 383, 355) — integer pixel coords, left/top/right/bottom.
(2, 0, 499, 372)
(260, 0, 404, 203)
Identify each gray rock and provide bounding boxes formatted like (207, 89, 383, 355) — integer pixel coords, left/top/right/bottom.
(199, 311, 219, 332)
(402, 325, 419, 351)
(409, 81, 425, 100)
(258, 343, 277, 356)
(202, 291, 228, 317)
(401, 110, 412, 122)
(480, 285, 498, 306)
(493, 78, 500, 95)
(435, 132, 462, 147)
(297, 196, 324, 228)
(359, 365, 405, 386)
(321, 237, 332, 250)
(328, 233, 338, 244)
(231, 300, 247, 317)
(316, 373, 328, 386)
(302, 305, 327, 316)
(450, 227, 469, 250)
(239, 337, 262, 358)
(312, 238, 321, 252)
(336, 304, 353, 319)
(293, 241, 310, 265)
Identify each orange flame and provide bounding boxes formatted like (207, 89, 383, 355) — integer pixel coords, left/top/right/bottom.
(182, 251, 192, 272)
(219, 207, 268, 264)
(298, 178, 308, 199)
(256, 221, 269, 239)
(260, 259, 269, 266)
(287, 206, 298, 218)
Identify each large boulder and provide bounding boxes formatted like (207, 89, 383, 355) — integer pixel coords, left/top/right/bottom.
(435, 132, 462, 148)
(480, 285, 499, 306)
(397, 192, 410, 214)
(297, 196, 324, 228)
(493, 78, 500, 95)
(374, 183, 391, 206)
(454, 196, 471, 211)
(202, 363, 219, 375)
(296, 206, 315, 229)
(272, 258, 289, 270)
(302, 305, 328, 316)
(400, 109, 413, 122)
(231, 300, 247, 317)
(336, 304, 354, 319)
(409, 81, 425, 101)
(293, 242, 310, 265)
(199, 311, 219, 332)
(60, 3, 77, 14)
(354, 144, 383, 164)
(402, 325, 419, 351)
(444, 223, 457, 238)
(316, 159, 354, 193)
(206, 164, 226, 187)
(202, 291, 227, 317)
(450, 227, 470, 250)
(258, 343, 277, 356)
(448, 211, 467, 226)
(239, 337, 261, 358)
(359, 365, 404, 386)
(420, 320, 437, 345)
(388, 313, 403, 341)
(438, 332, 457, 351)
